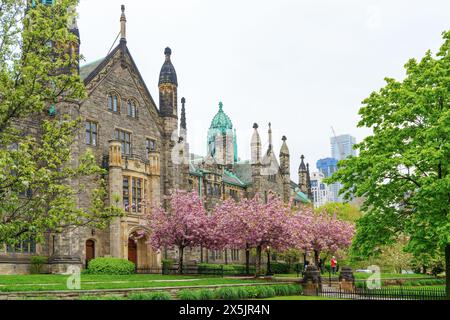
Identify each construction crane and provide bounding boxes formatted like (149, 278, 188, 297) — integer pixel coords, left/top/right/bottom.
(331, 126, 346, 161)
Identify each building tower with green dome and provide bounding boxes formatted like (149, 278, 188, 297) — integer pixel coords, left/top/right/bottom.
(207, 102, 238, 165)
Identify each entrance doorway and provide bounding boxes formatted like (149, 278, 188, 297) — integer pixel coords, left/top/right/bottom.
(85, 240, 95, 268)
(128, 238, 137, 266)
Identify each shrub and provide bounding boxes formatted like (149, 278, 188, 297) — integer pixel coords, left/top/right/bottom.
(177, 290, 199, 300)
(30, 256, 48, 274)
(255, 286, 276, 298)
(214, 287, 240, 300)
(243, 286, 259, 299)
(86, 257, 135, 275)
(271, 284, 300, 296)
(129, 292, 171, 300)
(162, 259, 174, 274)
(197, 289, 215, 300)
(270, 262, 290, 274)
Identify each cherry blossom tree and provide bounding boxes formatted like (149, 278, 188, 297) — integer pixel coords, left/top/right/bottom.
(142, 190, 208, 274)
(291, 210, 355, 266)
(213, 194, 296, 277)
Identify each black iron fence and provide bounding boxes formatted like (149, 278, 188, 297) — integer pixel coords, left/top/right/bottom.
(136, 265, 225, 277)
(319, 286, 446, 300)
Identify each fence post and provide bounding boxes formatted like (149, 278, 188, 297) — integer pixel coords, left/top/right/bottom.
(339, 266, 355, 293)
(302, 265, 322, 296)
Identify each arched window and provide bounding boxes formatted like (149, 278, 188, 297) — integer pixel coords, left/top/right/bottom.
(107, 92, 120, 113)
(127, 100, 138, 118)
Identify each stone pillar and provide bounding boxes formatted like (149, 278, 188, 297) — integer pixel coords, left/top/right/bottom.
(108, 140, 123, 258)
(148, 150, 161, 203)
(339, 266, 355, 292)
(302, 265, 322, 296)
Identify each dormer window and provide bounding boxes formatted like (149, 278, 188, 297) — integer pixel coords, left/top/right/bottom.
(107, 93, 120, 113)
(127, 100, 138, 118)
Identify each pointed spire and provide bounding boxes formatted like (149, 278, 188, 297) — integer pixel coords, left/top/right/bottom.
(180, 97, 187, 130)
(159, 47, 178, 86)
(299, 155, 307, 171)
(280, 136, 289, 156)
(268, 123, 273, 147)
(120, 5, 127, 42)
(251, 123, 261, 164)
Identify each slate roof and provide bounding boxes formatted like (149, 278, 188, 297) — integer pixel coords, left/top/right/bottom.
(80, 59, 104, 81)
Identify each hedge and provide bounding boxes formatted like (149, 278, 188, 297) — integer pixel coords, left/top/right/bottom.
(85, 258, 136, 275)
(176, 284, 302, 300)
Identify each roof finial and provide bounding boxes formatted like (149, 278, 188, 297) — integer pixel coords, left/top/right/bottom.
(282, 136, 287, 142)
(219, 101, 223, 111)
(268, 123, 273, 147)
(253, 123, 259, 129)
(180, 98, 187, 130)
(120, 5, 127, 42)
(164, 47, 172, 61)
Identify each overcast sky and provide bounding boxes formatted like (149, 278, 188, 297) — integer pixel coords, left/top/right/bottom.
(77, 0, 449, 177)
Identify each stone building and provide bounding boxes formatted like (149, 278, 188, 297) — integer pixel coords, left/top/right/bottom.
(0, 5, 312, 274)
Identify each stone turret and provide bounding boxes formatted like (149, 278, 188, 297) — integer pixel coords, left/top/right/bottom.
(108, 140, 124, 259)
(159, 47, 178, 118)
(158, 47, 179, 204)
(251, 123, 261, 165)
(298, 155, 308, 194)
(280, 136, 290, 203)
(251, 123, 262, 197)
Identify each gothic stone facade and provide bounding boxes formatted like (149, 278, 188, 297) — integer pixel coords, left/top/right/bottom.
(0, 7, 312, 274)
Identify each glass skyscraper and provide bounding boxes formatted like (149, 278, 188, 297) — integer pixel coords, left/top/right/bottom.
(331, 135, 357, 161)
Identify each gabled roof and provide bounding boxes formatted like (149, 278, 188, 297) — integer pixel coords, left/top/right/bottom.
(79, 43, 160, 117)
(223, 170, 246, 187)
(80, 59, 104, 81)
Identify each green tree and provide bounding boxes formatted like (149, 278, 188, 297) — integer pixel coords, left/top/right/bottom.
(0, 0, 123, 246)
(328, 31, 449, 291)
(315, 202, 363, 223)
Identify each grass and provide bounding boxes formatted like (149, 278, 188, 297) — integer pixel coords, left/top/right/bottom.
(0, 274, 268, 293)
(353, 273, 431, 280)
(275, 272, 436, 280)
(263, 295, 344, 300)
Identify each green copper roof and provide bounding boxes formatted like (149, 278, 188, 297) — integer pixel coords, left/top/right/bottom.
(295, 189, 311, 204)
(210, 102, 233, 133)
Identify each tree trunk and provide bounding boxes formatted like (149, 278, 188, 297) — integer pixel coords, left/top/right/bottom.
(224, 249, 228, 265)
(314, 250, 320, 267)
(446, 244, 449, 300)
(266, 249, 271, 275)
(245, 244, 250, 275)
(200, 245, 203, 263)
(178, 246, 184, 274)
(255, 245, 262, 278)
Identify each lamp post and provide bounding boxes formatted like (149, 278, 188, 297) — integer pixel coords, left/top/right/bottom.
(266, 246, 273, 276)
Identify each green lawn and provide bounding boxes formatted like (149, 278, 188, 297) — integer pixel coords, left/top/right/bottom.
(0, 274, 268, 292)
(275, 273, 433, 280)
(353, 273, 431, 280)
(263, 295, 344, 300)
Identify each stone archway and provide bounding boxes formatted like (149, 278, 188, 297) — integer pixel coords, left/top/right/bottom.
(128, 230, 158, 269)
